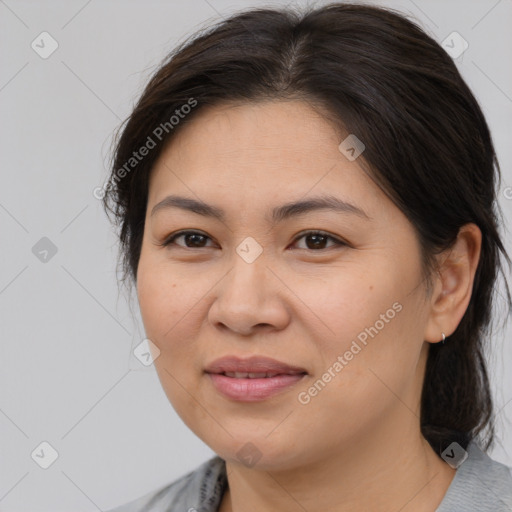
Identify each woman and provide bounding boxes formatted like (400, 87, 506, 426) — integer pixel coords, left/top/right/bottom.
(102, 2, 512, 511)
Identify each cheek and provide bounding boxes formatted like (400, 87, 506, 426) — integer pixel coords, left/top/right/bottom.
(137, 265, 203, 420)
(137, 274, 176, 342)
(137, 255, 191, 340)
(293, 265, 420, 403)
(136, 258, 209, 380)
(292, 264, 398, 353)
(137, 275, 190, 394)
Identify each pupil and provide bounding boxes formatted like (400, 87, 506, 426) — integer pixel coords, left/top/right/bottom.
(187, 234, 205, 247)
(307, 234, 326, 249)
(182, 233, 328, 249)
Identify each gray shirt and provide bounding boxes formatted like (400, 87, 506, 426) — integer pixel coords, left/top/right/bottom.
(106, 440, 512, 511)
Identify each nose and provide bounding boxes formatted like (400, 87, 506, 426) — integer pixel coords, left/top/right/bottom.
(208, 250, 290, 336)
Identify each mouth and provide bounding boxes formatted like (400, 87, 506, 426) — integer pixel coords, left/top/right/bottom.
(220, 371, 304, 378)
(205, 356, 308, 401)
(204, 355, 308, 376)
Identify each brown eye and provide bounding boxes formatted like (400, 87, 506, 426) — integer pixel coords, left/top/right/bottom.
(160, 229, 346, 251)
(291, 231, 346, 251)
(162, 230, 214, 249)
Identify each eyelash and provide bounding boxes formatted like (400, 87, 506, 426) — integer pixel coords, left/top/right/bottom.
(159, 230, 347, 251)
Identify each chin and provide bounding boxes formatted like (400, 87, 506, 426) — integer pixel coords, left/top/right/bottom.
(207, 435, 313, 472)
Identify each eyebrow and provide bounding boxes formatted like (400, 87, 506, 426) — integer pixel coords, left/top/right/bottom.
(150, 194, 371, 223)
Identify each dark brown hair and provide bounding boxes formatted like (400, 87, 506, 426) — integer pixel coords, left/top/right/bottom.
(102, 2, 511, 455)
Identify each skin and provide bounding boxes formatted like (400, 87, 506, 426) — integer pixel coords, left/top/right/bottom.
(136, 99, 482, 512)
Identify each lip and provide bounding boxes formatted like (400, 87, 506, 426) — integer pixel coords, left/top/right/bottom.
(204, 356, 308, 402)
(204, 355, 308, 375)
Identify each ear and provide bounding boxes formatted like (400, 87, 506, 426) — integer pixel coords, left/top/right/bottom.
(423, 223, 482, 344)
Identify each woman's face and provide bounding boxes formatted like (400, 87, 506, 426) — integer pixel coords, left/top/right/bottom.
(137, 100, 434, 470)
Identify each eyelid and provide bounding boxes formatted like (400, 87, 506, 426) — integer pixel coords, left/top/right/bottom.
(159, 229, 348, 250)
(159, 229, 215, 248)
(292, 229, 346, 246)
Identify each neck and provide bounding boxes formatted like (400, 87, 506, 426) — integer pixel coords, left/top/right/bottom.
(220, 411, 456, 512)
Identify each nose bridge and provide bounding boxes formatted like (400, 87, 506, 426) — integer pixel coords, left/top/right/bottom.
(225, 237, 269, 302)
(209, 239, 288, 334)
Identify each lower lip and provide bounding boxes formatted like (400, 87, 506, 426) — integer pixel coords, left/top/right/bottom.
(207, 373, 307, 401)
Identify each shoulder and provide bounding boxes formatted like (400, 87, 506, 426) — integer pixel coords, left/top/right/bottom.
(105, 455, 227, 512)
(437, 440, 512, 512)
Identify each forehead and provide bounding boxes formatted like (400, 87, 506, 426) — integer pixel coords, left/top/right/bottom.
(158, 100, 337, 168)
(147, 100, 386, 220)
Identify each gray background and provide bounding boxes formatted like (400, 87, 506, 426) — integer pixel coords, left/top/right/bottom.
(1, 0, 511, 510)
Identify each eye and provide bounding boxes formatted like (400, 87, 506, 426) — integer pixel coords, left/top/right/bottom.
(159, 229, 347, 251)
(160, 230, 215, 249)
(290, 230, 347, 251)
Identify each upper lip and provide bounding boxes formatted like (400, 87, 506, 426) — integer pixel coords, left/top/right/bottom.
(205, 356, 308, 375)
